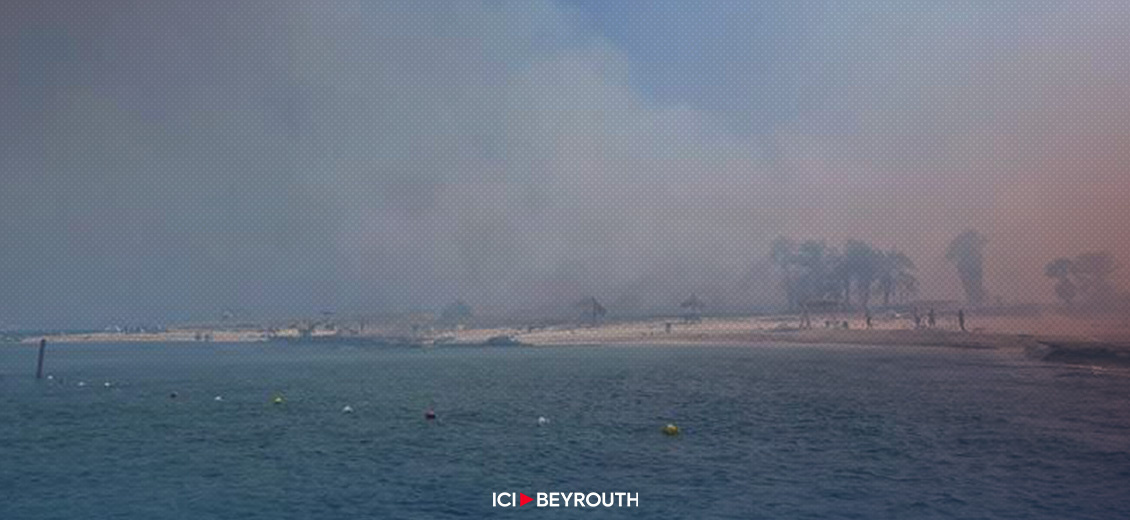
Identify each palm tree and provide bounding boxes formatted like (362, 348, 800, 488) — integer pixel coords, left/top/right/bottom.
(1045, 252, 1120, 309)
(946, 230, 989, 306)
(1044, 258, 1076, 307)
(895, 269, 920, 304)
(794, 240, 840, 307)
(876, 249, 917, 307)
(770, 237, 799, 310)
(1071, 252, 1120, 305)
(843, 240, 880, 310)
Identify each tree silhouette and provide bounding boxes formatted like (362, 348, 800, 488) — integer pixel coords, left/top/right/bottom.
(876, 249, 918, 306)
(771, 237, 919, 311)
(793, 240, 844, 307)
(1072, 252, 1120, 304)
(1044, 258, 1077, 307)
(1039, 252, 1120, 309)
(946, 230, 989, 306)
(770, 237, 799, 310)
(1046, 252, 1120, 309)
(843, 240, 880, 310)
(577, 297, 607, 325)
(680, 293, 705, 323)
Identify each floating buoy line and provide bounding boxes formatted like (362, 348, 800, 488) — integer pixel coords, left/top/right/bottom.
(42, 381, 687, 436)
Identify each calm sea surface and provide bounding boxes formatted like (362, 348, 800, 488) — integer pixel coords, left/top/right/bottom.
(1, 342, 1128, 519)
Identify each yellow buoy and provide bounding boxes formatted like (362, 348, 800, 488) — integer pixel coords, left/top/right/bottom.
(272, 395, 285, 405)
(662, 423, 679, 436)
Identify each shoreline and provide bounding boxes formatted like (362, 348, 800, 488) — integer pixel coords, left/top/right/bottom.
(13, 313, 1130, 368)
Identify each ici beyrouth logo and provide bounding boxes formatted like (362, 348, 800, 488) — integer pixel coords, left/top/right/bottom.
(492, 492, 638, 508)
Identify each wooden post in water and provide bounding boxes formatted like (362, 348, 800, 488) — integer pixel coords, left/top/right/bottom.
(36, 338, 47, 379)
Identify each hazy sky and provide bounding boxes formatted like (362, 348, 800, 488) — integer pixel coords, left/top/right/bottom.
(2, 1, 1129, 327)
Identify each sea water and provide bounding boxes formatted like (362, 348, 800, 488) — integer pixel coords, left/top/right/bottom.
(1, 342, 1128, 519)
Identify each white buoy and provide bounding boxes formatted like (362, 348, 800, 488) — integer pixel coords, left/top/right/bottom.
(341, 405, 354, 414)
(214, 396, 224, 401)
(538, 416, 549, 426)
(77, 381, 87, 387)
(104, 382, 113, 388)
(46, 374, 54, 380)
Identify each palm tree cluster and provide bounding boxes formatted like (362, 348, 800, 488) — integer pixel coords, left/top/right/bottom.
(770, 237, 918, 311)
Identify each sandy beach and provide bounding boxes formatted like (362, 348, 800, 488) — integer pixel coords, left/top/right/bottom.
(450, 312, 1130, 369)
(454, 312, 1124, 346)
(19, 311, 1130, 368)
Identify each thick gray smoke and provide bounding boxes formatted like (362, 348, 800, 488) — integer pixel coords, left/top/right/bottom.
(2, 1, 1130, 327)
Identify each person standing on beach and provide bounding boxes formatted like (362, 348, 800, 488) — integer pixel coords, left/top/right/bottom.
(927, 308, 937, 328)
(958, 309, 966, 332)
(912, 307, 922, 329)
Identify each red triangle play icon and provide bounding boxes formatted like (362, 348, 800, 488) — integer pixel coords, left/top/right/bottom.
(519, 493, 533, 507)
